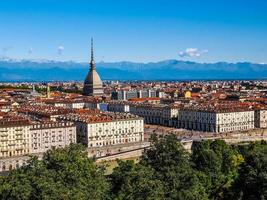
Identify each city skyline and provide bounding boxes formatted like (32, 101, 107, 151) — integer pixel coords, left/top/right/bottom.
(1, 1, 267, 198)
(0, 0, 267, 63)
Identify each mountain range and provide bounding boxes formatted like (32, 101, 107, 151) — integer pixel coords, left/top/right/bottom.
(0, 58, 266, 81)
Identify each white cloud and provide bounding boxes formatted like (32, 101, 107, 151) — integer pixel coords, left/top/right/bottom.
(179, 48, 208, 58)
(57, 45, 64, 55)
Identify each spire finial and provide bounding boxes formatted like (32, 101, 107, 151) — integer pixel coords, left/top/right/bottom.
(90, 37, 96, 70)
(91, 38, 94, 62)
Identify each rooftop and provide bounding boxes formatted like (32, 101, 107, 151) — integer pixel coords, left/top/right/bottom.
(60, 112, 142, 124)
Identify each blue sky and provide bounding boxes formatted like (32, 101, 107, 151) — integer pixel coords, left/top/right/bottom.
(0, 0, 267, 63)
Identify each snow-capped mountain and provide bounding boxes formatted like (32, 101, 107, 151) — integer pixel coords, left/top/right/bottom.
(0, 57, 266, 81)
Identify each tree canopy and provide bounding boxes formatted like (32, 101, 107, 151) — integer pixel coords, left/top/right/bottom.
(191, 140, 244, 200)
(0, 144, 110, 200)
(228, 141, 267, 200)
(0, 136, 266, 200)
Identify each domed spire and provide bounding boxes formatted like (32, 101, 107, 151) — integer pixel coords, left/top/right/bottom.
(83, 38, 103, 96)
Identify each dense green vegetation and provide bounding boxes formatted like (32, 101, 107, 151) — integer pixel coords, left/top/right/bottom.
(0, 85, 30, 90)
(0, 136, 266, 200)
(35, 85, 82, 94)
(0, 85, 82, 94)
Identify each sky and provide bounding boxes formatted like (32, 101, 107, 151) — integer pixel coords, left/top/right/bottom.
(0, 0, 267, 63)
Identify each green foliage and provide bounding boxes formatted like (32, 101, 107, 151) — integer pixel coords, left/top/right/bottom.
(110, 160, 164, 200)
(142, 134, 191, 171)
(0, 85, 30, 90)
(191, 140, 242, 200)
(0, 144, 110, 200)
(141, 134, 209, 200)
(0, 137, 267, 200)
(228, 141, 267, 200)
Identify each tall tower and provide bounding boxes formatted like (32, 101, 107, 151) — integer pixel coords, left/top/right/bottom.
(47, 84, 51, 98)
(83, 38, 104, 96)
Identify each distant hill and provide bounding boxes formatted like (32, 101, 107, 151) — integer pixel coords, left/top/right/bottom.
(0, 58, 266, 81)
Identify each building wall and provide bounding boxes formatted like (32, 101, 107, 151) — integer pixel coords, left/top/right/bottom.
(0, 155, 30, 172)
(52, 102, 85, 109)
(255, 110, 267, 128)
(174, 110, 254, 133)
(127, 91, 138, 99)
(76, 119, 144, 148)
(112, 90, 157, 100)
(0, 125, 31, 158)
(216, 111, 254, 132)
(30, 122, 76, 154)
(84, 102, 98, 109)
(175, 110, 217, 132)
(108, 103, 130, 113)
(129, 105, 178, 127)
(184, 91, 192, 98)
(128, 104, 255, 133)
(0, 122, 76, 172)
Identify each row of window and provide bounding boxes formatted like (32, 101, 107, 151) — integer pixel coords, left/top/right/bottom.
(89, 137, 140, 147)
(0, 149, 29, 157)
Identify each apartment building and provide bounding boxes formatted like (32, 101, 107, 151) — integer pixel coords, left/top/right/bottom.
(0, 117, 31, 158)
(121, 101, 256, 133)
(107, 101, 130, 113)
(60, 112, 144, 148)
(111, 89, 157, 100)
(0, 117, 76, 172)
(174, 109, 254, 133)
(129, 104, 179, 126)
(216, 110, 254, 132)
(30, 122, 76, 154)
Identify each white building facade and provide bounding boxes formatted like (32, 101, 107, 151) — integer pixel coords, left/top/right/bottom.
(173, 109, 255, 133)
(0, 119, 76, 172)
(78, 119, 144, 148)
(0, 120, 31, 158)
(61, 113, 144, 148)
(30, 122, 76, 154)
(129, 104, 179, 127)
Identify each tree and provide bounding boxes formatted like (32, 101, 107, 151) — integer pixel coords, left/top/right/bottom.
(141, 134, 208, 200)
(229, 141, 267, 200)
(0, 144, 110, 200)
(191, 140, 243, 200)
(110, 160, 164, 200)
